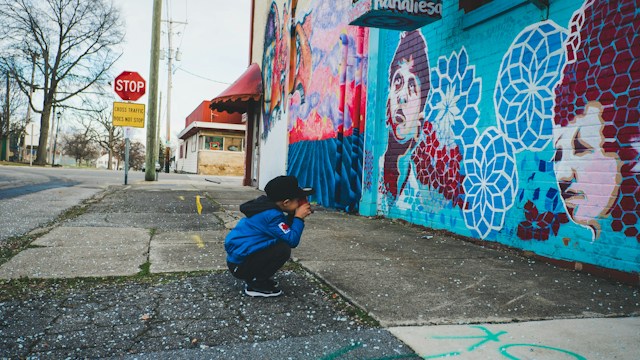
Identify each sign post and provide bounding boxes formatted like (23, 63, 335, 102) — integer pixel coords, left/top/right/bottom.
(113, 71, 146, 185)
(124, 128, 131, 185)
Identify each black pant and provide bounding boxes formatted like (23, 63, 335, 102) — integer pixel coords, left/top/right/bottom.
(227, 241, 291, 285)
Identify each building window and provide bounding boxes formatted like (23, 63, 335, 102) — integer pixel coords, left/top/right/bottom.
(225, 137, 243, 151)
(459, 0, 493, 13)
(460, 0, 544, 30)
(205, 136, 224, 150)
(201, 135, 244, 152)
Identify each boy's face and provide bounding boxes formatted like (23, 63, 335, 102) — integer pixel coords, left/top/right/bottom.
(279, 198, 301, 214)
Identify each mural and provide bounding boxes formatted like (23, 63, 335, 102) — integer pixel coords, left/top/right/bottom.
(462, 127, 518, 239)
(552, 0, 640, 242)
(261, 2, 290, 138)
(372, 0, 639, 273)
(420, 48, 480, 212)
(495, 22, 568, 153)
(495, 20, 568, 242)
(261, 0, 369, 210)
(258, 0, 640, 274)
(382, 30, 430, 200)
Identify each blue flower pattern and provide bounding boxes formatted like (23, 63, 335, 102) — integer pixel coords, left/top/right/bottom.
(494, 21, 568, 152)
(463, 127, 518, 239)
(426, 47, 480, 149)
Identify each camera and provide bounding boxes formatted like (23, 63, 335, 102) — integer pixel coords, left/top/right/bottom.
(299, 187, 314, 211)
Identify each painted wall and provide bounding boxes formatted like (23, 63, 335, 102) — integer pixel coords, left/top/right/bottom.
(254, 0, 290, 189)
(256, 0, 369, 208)
(361, 0, 639, 274)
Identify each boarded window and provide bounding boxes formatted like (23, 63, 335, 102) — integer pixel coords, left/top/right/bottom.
(459, 0, 493, 13)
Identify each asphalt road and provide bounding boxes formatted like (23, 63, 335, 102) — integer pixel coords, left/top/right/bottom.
(0, 166, 179, 242)
(0, 166, 420, 359)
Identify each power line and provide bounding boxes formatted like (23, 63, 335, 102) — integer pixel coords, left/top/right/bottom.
(175, 66, 231, 85)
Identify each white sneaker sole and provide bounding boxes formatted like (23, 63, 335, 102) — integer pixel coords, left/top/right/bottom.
(244, 287, 283, 297)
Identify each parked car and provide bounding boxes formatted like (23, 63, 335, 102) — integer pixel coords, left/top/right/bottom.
(141, 162, 161, 172)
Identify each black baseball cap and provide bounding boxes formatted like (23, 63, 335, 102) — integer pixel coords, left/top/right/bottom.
(265, 175, 314, 201)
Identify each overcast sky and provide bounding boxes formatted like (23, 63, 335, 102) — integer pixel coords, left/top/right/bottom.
(111, 0, 251, 144)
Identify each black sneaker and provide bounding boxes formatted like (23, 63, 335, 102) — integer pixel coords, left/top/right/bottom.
(248, 278, 279, 288)
(244, 283, 283, 298)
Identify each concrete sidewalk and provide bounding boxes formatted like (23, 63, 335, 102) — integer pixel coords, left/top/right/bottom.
(1, 176, 638, 359)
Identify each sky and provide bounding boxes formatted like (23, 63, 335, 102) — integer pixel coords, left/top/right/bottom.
(111, 0, 252, 145)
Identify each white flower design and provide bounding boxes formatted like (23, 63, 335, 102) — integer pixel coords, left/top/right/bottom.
(463, 127, 518, 239)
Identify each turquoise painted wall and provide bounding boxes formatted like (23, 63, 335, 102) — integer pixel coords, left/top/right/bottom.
(361, 0, 640, 274)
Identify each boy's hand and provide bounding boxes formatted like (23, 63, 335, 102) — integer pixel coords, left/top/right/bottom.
(295, 203, 312, 219)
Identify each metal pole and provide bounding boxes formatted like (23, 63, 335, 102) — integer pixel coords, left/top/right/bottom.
(4, 72, 9, 161)
(124, 137, 130, 185)
(29, 123, 33, 166)
(108, 126, 113, 170)
(158, 92, 162, 178)
(145, 0, 161, 181)
(155, 96, 160, 181)
(48, 106, 55, 164)
(52, 111, 61, 165)
(26, 52, 36, 165)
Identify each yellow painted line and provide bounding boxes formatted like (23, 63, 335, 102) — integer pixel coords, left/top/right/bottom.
(178, 195, 185, 200)
(191, 234, 205, 248)
(196, 195, 203, 215)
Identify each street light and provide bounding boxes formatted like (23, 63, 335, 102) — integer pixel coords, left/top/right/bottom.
(27, 51, 38, 166)
(52, 111, 61, 166)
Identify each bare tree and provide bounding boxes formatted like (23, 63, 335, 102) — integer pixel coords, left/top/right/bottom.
(115, 138, 145, 170)
(63, 131, 98, 166)
(77, 98, 122, 169)
(0, 0, 125, 165)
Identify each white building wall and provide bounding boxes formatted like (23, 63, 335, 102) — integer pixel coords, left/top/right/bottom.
(253, 0, 289, 190)
(176, 135, 198, 173)
(258, 117, 288, 189)
(96, 154, 117, 169)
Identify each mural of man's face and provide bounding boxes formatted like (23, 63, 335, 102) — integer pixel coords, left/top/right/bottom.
(388, 58, 423, 144)
(553, 102, 621, 234)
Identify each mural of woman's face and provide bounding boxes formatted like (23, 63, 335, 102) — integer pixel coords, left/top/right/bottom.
(553, 102, 622, 234)
(263, 41, 275, 112)
(388, 58, 422, 144)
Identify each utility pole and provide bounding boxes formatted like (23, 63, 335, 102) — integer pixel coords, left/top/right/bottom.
(161, 18, 186, 173)
(145, 0, 162, 181)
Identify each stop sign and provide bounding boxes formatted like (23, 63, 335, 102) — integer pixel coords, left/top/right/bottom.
(114, 71, 146, 101)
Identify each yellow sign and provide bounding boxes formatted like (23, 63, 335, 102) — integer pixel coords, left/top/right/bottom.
(112, 102, 145, 128)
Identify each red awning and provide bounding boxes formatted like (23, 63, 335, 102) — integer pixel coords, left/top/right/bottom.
(209, 63, 262, 114)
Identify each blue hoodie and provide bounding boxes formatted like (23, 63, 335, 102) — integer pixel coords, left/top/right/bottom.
(225, 195, 305, 264)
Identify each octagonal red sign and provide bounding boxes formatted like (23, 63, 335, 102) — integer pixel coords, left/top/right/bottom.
(114, 71, 146, 101)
